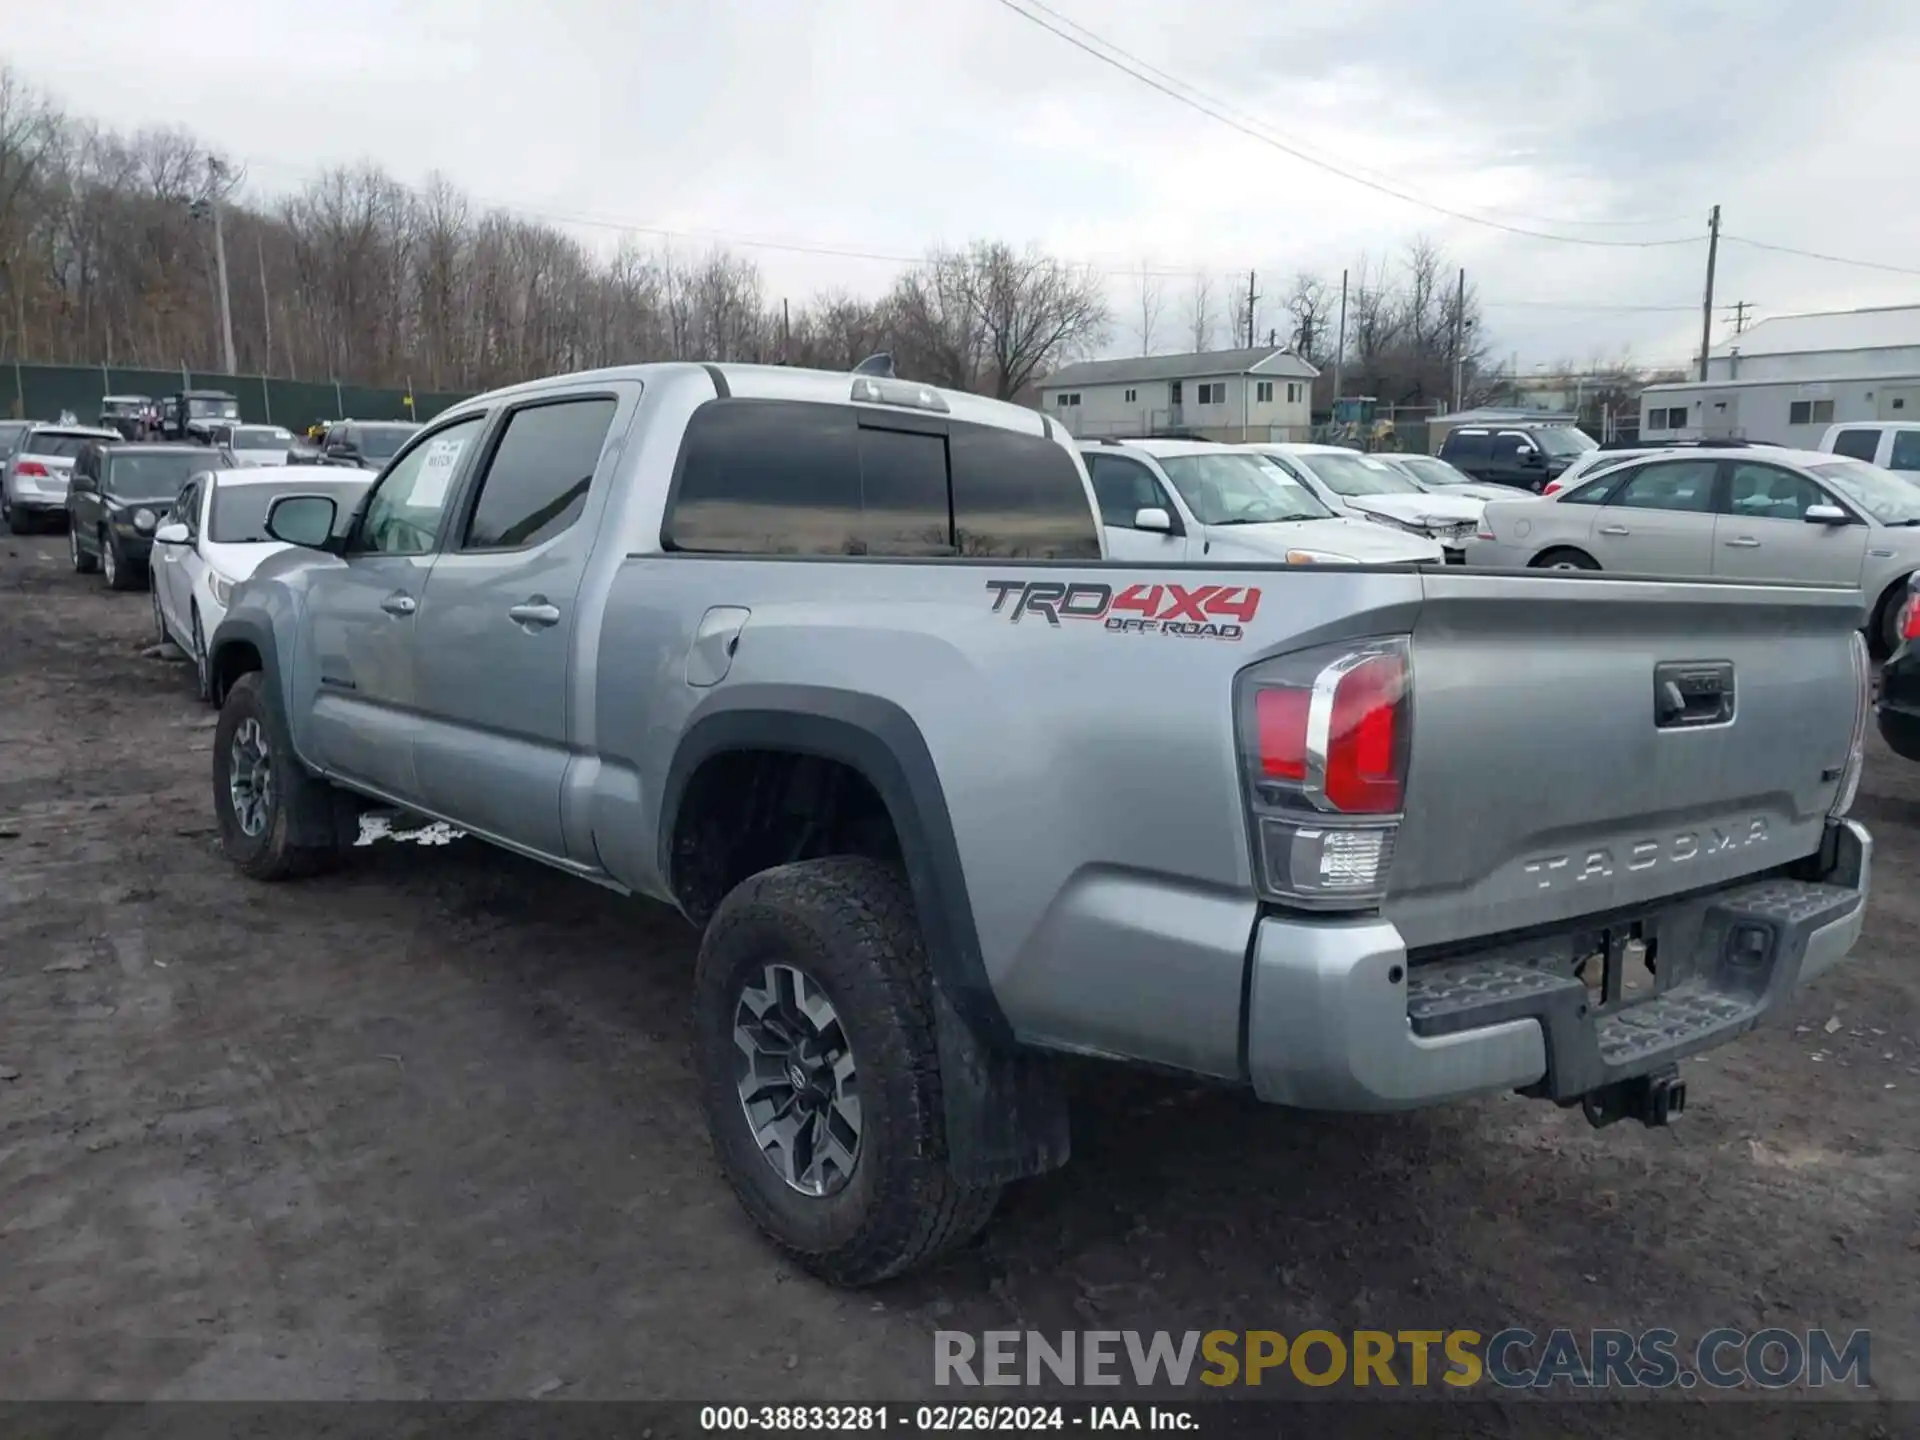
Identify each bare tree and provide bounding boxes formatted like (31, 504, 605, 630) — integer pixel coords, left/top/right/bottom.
(965, 242, 1109, 400)
(1283, 271, 1331, 364)
(1135, 266, 1164, 356)
(1184, 273, 1216, 353)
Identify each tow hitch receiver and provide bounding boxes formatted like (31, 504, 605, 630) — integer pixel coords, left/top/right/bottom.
(1577, 1066, 1687, 1129)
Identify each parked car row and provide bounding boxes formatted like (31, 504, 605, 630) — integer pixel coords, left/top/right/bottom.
(148, 359, 1871, 1290)
(1465, 446, 1920, 655)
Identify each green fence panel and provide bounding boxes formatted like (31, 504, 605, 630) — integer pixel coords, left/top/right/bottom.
(2, 359, 473, 429)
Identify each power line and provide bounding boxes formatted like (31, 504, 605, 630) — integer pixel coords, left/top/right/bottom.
(988, 0, 1704, 249)
(1009, 0, 1695, 232)
(1721, 234, 1920, 279)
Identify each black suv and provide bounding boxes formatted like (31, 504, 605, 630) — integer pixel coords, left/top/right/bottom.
(66, 443, 208, 590)
(321, 419, 419, 470)
(1438, 424, 1597, 492)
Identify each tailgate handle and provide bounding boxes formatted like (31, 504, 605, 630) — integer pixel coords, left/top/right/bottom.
(1654, 661, 1735, 729)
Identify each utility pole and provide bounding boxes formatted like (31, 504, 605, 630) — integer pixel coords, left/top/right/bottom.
(1723, 298, 1751, 335)
(782, 298, 791, 365)
(1449, 266, 1466, 412)
(190, 170, 238, 376)
(1332, 268, 1348, 404)
(1697, 203, 1721, 382)
(1244, 269, 1259, 349)
(257, 234, 272, 375)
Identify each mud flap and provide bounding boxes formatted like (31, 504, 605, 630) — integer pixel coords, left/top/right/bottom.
(932, 981, 1071, 1186)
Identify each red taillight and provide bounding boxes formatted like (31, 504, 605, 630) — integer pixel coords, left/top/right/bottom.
(1256, 687, 1310, 780)
(1542, 480, 1563, 496)
(1246, 644, 1409, 818)
(1239, 639, 1411, 909)
(1901, 589, 1920, 643)
(1324, 652, 1405, 813)
(15, 460, 47, 477)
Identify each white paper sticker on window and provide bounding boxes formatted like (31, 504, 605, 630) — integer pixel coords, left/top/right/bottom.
(410, 437, 465, 508)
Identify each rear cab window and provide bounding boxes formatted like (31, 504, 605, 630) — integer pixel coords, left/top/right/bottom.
(663, 398, 1099, 559)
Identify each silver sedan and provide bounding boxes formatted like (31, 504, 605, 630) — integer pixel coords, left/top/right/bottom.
(1464, 446, 1920, 654)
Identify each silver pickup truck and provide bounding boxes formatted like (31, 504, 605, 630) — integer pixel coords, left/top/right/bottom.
(206, 362, 1875, 1286)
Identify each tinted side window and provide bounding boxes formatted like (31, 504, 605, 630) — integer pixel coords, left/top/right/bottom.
(1086, 454, 1166, 527)
(1609, 460, 1716, 513)
(462, 397, 617, 550)
(1488, 433, 1534, 466)
(1441, 432, 1490, 466)
(949, 422, 1099, 558)
(666, 400, 861, 555)
(1830, 428, 1881, 462)
(1890, 432, 1920, 472)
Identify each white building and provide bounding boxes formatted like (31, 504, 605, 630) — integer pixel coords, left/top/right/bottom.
(1035, 346, 1319, 442)
(1639, 304, 1920, 447)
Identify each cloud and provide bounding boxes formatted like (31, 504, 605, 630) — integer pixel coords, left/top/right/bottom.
(8, 0, 1918, 370)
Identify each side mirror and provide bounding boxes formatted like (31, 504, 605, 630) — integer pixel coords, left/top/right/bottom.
(266, 494, 341, 549)
(1133, 506, 1174, 533)
(153, 521, 190, 545)
(1804, 503, 1849, 525)
(1518, 448, 1544, 465)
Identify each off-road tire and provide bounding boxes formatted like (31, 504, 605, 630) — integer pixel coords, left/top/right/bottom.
(694, 856, 1000, 1286)
(70, 524, 97, 573)
(212, 672, 342, 881)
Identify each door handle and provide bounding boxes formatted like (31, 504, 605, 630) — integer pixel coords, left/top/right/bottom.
(1598, 524, 1630, 536)
(380, 592, 417, 617)
(1723, 536, 1761, 548)
(507, 599, 561, 629)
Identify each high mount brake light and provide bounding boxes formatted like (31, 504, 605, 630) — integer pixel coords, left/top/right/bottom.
(1238, 638, 1411, 910)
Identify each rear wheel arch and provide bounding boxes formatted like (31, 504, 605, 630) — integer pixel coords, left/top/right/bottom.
(660, 689, 1069, 1188)
(659, 689, 1005, 1043)
(1530, 545, 1600, 571)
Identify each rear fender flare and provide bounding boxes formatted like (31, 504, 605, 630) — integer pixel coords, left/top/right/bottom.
(660, 686, 1070, 1184)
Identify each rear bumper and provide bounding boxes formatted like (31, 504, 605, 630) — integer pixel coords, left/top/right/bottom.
(1246, 820, 1871, 1110)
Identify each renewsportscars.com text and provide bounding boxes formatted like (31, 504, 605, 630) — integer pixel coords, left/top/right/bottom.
(934, 1328, 1871, 1391)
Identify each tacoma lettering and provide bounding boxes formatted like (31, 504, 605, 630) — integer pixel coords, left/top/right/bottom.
(1522, 819, 1770, 890)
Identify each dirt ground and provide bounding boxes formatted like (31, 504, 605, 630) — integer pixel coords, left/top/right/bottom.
(2, 527, 1916, 1405)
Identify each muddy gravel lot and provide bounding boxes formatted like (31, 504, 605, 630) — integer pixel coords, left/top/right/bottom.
(1, 527, 1916, 1405)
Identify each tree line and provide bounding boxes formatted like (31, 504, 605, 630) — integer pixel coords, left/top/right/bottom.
(0, 61, 1507, 411)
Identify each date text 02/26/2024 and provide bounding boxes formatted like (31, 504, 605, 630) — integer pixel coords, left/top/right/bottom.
(699, 1405, 1193, 1433)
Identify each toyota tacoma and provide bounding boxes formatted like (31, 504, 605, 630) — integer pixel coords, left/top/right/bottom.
(204, 361, 1874, 1286)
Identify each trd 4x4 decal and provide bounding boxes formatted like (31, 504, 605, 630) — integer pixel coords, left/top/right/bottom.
(985, 580, 1261, 640)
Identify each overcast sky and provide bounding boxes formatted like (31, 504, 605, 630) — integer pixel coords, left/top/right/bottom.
(12, 0, 1919, 372)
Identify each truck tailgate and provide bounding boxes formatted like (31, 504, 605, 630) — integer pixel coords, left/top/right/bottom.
(1387, 570, 1865, 950)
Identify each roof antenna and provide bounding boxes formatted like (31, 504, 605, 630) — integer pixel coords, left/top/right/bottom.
(853, 353, 896, 378)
